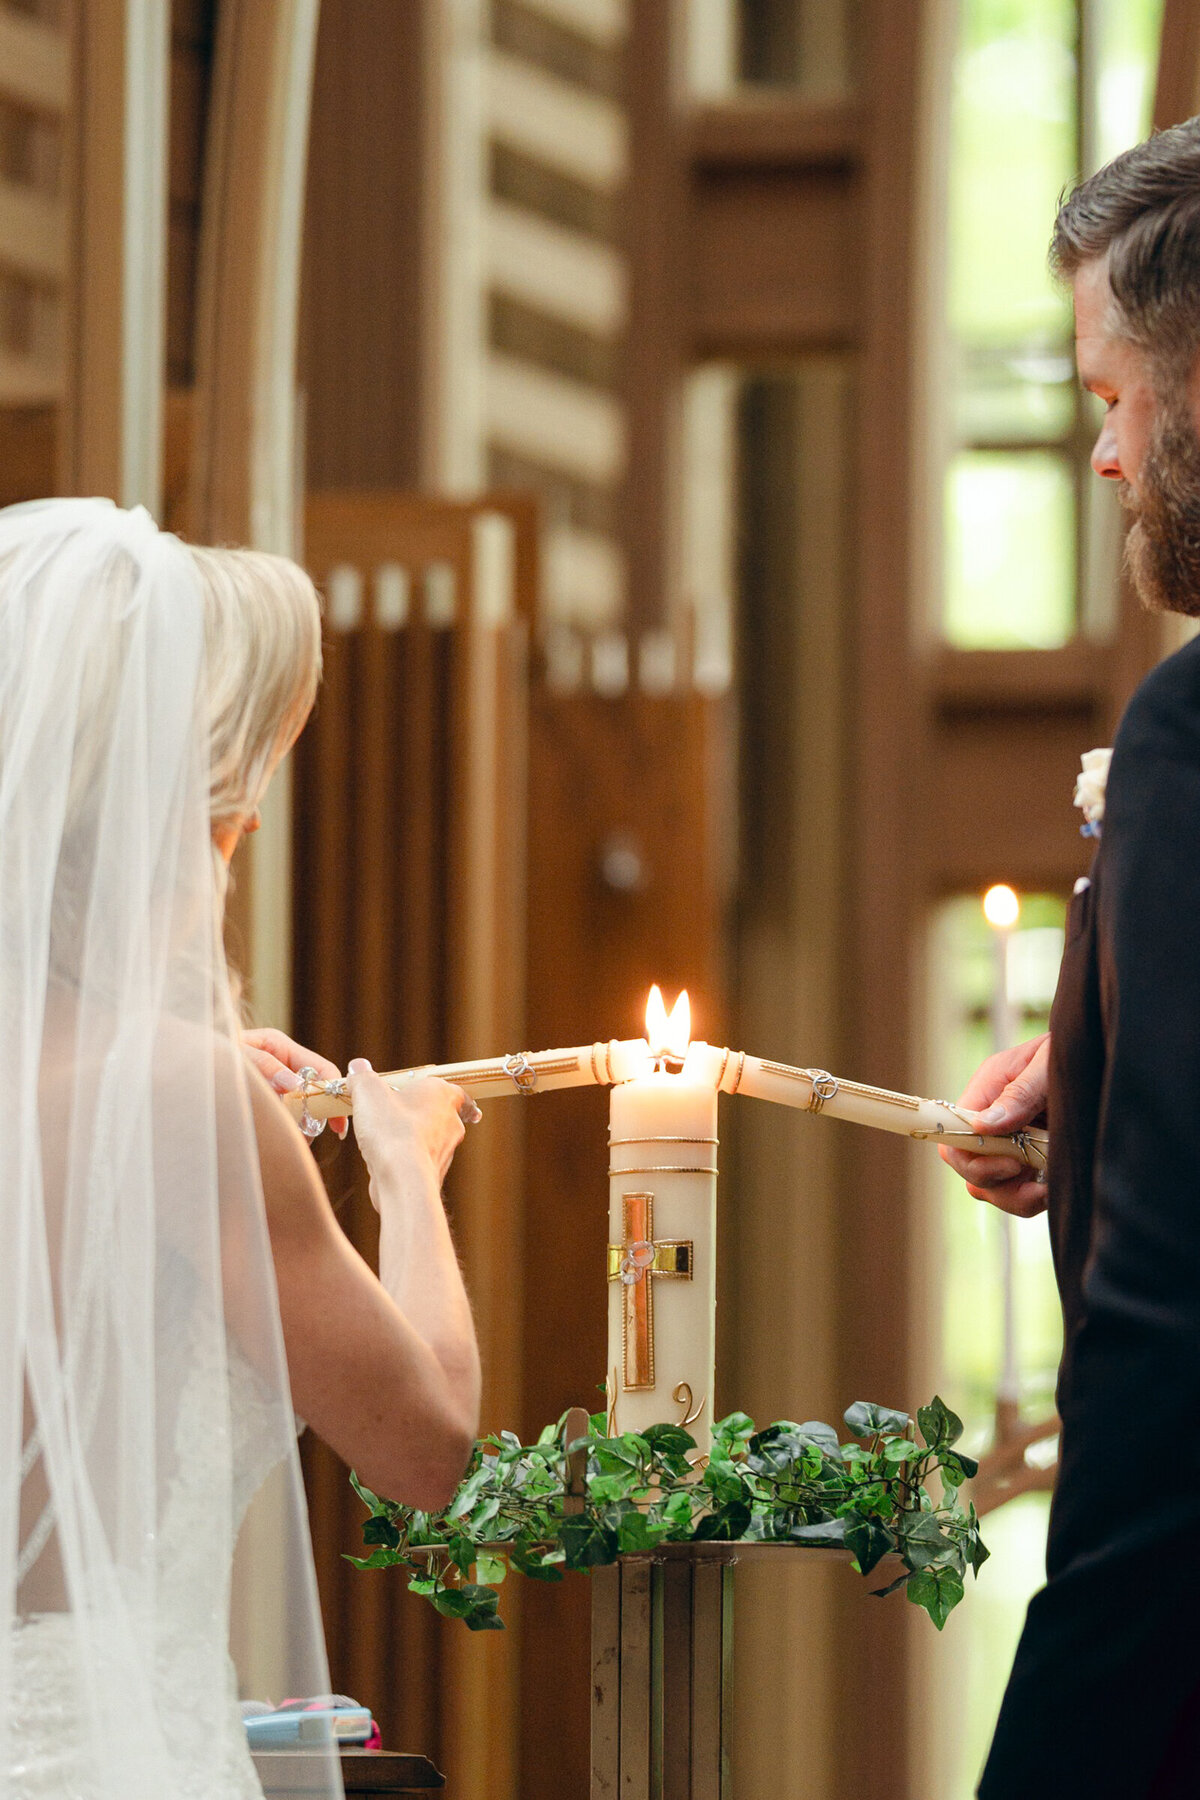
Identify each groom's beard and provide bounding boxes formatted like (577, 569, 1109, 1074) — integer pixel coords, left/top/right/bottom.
(1122, 408, 1200, 617)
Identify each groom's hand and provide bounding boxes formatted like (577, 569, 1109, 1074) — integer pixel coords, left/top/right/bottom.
(938, 1032, 1051, 1217)
(241, 1025, 349, 1139)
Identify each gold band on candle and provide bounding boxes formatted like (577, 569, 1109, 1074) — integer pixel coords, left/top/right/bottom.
(609, 1166, 720, 1177)
(608, 1135, 718, 1145)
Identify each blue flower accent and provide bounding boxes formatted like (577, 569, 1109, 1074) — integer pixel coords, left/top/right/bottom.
(1080, 821, 1101, 839)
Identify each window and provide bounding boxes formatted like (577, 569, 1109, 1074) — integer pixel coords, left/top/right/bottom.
(942, 0, 1164, 649)
(685, 0, 859, 98)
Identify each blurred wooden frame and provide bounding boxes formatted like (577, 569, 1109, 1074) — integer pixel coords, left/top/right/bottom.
(61, 0, 170, 510)
(296, 488, 534, 1799)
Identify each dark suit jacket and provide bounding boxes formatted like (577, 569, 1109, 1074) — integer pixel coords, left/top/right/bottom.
(980, 634, 1200, 1798)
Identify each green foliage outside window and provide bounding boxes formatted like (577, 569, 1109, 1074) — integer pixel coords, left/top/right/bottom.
(942, 0, 1163, 652)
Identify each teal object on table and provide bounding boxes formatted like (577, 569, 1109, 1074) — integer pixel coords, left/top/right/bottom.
(242, 1703, 374, 1749)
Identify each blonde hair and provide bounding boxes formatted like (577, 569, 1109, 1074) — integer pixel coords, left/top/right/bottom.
(188, 546, 323, 828)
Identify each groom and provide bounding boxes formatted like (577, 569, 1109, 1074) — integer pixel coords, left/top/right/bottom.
(941, 118, 1200, 1799)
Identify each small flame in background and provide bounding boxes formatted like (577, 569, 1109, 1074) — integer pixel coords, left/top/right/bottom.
(645, 985, 691, 1059)
(982, 884, 1020, 931)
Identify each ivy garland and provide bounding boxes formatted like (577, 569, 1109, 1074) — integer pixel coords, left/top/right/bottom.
(348, 1394, 988, 1633)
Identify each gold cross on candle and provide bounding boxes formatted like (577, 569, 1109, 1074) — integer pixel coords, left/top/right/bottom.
(606, 1192, 692, 1391)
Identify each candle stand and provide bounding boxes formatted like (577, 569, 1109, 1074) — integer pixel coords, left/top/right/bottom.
(559, 1410, 891, 1799)
(589, 1542, 877, 1799)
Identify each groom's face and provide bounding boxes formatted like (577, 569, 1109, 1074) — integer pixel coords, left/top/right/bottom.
(1074, 256, 1200, 615)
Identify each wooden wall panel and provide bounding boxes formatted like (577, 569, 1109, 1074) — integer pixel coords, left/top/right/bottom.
(302, 0, 432, 491)
(166, 0, 216, 391)
(1155, 0, 1200, 132)
(516, 684, 731, 1799)
(833, 3, 927, 1794)
(926, 707, 1103, 894)
(296, 492, 532, 1795)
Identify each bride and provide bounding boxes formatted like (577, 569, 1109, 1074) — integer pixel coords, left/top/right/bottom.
(2, 498, 481, 1799)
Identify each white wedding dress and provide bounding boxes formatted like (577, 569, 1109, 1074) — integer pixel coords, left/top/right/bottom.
(11, 1337, 289, 1800)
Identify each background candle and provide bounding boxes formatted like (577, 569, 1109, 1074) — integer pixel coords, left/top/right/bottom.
(607, 1041, 720, 1451)
(983, 884, 1021, 1412)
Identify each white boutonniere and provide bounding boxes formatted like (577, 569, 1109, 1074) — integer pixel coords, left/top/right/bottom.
(1074, 747, 1112, 838)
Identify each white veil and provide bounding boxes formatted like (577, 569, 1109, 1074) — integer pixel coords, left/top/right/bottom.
(0, 499, 341, 1799)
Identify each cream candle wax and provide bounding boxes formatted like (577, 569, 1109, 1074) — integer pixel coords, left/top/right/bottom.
(607, 1004, 722, 1452)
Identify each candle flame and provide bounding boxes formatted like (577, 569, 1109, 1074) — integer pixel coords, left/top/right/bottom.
(645, 985, 691, 1059)
(982, 884, 1020, 931)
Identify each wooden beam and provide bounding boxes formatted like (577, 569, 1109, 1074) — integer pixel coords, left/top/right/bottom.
(0, 7, 69, 116)
(0, 349, 59, 409)
(302, 0, 436, 491)
(0, 406, 56, 506)
(0, 175, 67, 285)
(688, 96, 863, 169)
(689, 165, 860, 356)
(60, 0, 170, 509)
(190, 0, 319, 1042)
(931, 643, 1113, 712)
(621, 0, 685, 633)
(1154, 0, 1200, 129)
(190, 0, 319, 553)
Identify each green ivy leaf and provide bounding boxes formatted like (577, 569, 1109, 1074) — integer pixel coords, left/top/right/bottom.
(510, 1543, 565, 1582)
(880, 1439, 920, 1464)
(897, 1512, 953, 1569)
(349, 1471, 382, 1513)
(905, 1565, 965, 1630)
(969, 1526, 991, 1577)
(447, 1468, 490, 1521)
(560, 1515, 619, 1570)
(693, 1500, 752, 1542)
(474, 1551, 508, 1586)
(446, 1534, 475, 1575)
(361, 1516, 401, 1548)
(795, 1421, 843, 1457)
(916, 1396, 963, 1451)
(843, 1402, 911, 1439)
(711, 1412, 756, 1456)
(641, 1422, 697, 1460)
(343, 1548, 402, 1570)
(588, 1473, 635, 1505)
(787, 1517, 846, 1548)
(615, 1510, 671, 1553)
(661, 1491, 695, 1531)
(703, 1457, 747, 1508)
(433, 1583, 505, 1631)
(844, 1518, 894, 1577)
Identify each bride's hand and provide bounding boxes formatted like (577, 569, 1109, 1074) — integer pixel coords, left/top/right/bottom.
(241, 1025, 348, 1140)
(347, 1059, 480, 1198)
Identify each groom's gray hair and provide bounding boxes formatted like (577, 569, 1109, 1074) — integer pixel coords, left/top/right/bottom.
(1051, 115, 1200, 380)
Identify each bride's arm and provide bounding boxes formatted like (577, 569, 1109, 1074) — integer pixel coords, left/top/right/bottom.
(248, 1061, 480, 1511)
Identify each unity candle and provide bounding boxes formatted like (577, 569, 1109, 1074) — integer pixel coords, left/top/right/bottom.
(607, 991, 722, 1451)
